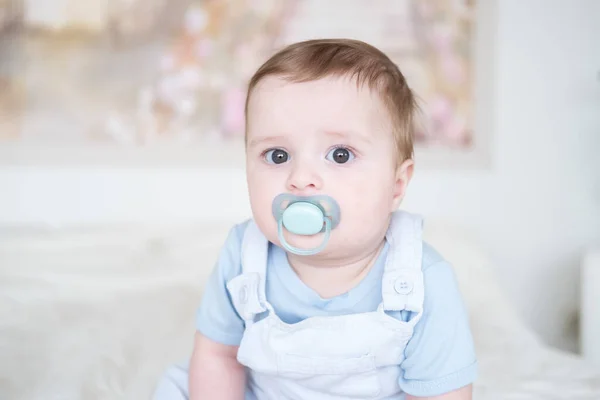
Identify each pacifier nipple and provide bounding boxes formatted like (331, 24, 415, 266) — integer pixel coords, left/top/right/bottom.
(271, 194, 341, 256)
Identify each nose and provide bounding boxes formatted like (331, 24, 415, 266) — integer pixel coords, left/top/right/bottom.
(286, 164, 323, 194)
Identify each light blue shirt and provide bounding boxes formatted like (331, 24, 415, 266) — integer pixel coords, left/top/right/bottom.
(196, 220, 477, 397)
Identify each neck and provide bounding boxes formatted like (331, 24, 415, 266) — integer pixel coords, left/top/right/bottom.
(286, 239, 386, 299)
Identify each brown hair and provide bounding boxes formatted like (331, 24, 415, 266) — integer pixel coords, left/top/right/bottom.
(245, 38, 417, 162)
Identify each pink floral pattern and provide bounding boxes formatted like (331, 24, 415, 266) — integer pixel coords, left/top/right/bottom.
(140, 0, 474, 148)
(0, 0, 474, 149)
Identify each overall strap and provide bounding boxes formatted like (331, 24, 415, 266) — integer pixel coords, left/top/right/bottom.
(381, 211, 425, 314)
(226, 220, 269, 324)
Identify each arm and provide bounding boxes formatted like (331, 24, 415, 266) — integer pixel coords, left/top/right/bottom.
(189, 223, 248, 399)
(406, 384, 472, 400)
(189, 332, 246, 400)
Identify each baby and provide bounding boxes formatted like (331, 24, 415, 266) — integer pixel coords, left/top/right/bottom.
(153, 39, 477, 400)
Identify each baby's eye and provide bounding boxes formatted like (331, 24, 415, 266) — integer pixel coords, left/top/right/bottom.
(264, 148, 289, 164)
(326, 147, 355, 164)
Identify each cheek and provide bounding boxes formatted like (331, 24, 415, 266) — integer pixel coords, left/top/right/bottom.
(247, 167, 287, 241)
(331, 168, 396, 240)
(248, 173, 274, 212)
(247, 166, 287, 199)
(338, 168, 395, 209)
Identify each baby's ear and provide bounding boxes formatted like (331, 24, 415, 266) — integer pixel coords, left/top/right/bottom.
(391, 159, 414, 210)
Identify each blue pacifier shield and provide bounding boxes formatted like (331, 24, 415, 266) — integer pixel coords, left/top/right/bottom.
(271, 194, 341, 256)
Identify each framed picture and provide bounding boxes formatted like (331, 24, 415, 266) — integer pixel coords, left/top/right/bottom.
(0, 0, 495, 169)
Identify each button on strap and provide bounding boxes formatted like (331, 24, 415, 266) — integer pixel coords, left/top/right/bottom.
(226, 272, 267, 322)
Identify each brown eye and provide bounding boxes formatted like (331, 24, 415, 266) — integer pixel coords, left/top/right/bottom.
(264, 149, 289, 164)
(326, 147, 354, 164)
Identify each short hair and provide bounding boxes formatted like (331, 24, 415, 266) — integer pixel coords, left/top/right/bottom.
(244, 38, 417, 162)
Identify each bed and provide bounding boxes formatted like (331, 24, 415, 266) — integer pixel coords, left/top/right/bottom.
(1, 219, 599, 399)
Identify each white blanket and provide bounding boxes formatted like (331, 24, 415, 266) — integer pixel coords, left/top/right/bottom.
(1, 221, 599, 399)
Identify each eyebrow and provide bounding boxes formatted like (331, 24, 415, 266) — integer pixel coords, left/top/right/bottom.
(323, 129, 372, 144)
(247, 135, 287, 148)
(247, 130, 373, 148)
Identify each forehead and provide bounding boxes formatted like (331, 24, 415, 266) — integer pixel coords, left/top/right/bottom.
(246, 75, 392, 136)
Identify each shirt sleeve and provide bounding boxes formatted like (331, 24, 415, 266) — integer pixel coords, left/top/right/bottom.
(398, 258, 478, 397)
(195, 222, 248, 346)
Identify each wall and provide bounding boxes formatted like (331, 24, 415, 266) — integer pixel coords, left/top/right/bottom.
(2, 0, 599, 351)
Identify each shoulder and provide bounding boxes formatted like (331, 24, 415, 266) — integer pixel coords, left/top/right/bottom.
(421, 241, 446, 271)
(228, 219, 251, 248)
(214, 219, 252, 278)
(420, 241, 463, 305)
(416, 242, 472, 349)
(421, 241, 455, 278)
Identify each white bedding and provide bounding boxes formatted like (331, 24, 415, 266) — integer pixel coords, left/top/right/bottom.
(1, 221, 599, 400)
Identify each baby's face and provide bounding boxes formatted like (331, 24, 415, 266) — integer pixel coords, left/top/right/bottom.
(245, 76, 407, 261)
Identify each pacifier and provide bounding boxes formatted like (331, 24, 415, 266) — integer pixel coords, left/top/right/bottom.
(271, 193, 341, 256)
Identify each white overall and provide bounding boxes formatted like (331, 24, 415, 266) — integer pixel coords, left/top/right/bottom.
(152, 211, 425, 400)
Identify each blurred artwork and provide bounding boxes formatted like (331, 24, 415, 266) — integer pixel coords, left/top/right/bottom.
(0, 0, 476, 158)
